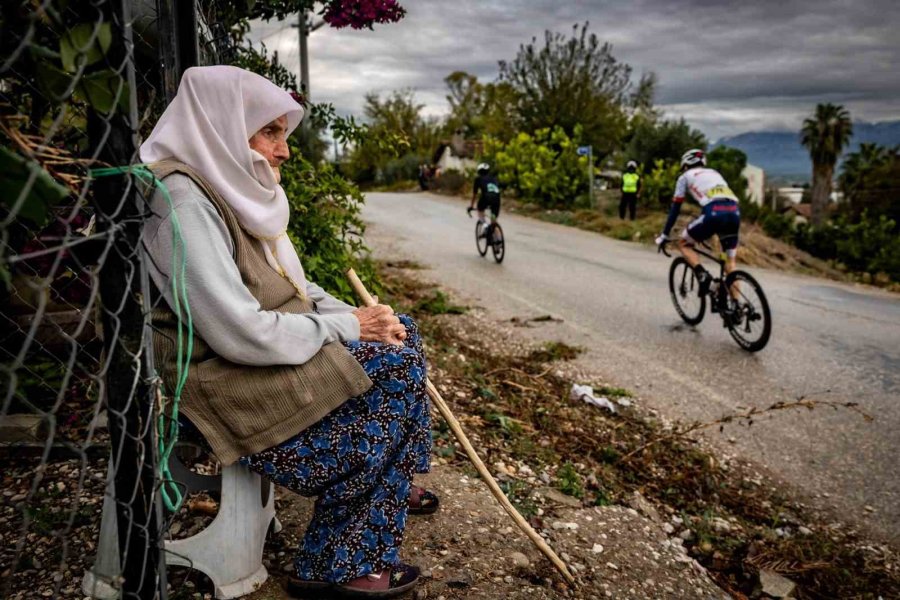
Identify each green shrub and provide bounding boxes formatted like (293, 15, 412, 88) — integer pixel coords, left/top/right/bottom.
(742, 197, 900, 283)
(758, 210, 795, 242)
(412, 291, 467, 315)
(793, 213, 900, 282)
(556, 462, 585, 499)
(282, 145, 380, 304)
(640, 159, 680, 209)
(482, 125, 589, 208)
(383, 152, 426, 185)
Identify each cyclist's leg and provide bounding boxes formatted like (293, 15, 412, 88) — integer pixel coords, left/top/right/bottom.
(476, 197, 489, 237)
(719, 214, 741, 299)
(680, 212, 717, 295)
(488, 197, 501, 241)
(679, 213, 711, 269)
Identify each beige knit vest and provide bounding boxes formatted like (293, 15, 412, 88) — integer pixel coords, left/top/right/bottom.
(148, 160, 372, 465)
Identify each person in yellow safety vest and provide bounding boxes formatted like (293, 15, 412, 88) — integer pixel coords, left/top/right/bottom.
(619, 160, 641, 220)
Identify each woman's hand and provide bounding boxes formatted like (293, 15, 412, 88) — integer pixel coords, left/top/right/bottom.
(353, 304, 407, 346)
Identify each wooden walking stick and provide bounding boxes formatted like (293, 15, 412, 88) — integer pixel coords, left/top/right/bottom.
(346, 269, 576, 586)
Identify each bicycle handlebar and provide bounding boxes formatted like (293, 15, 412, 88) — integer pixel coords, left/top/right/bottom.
(658, 241, 672, 257)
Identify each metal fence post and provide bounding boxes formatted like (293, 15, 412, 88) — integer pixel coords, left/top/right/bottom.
(88, 1, 162, 598)
(176, 0, 200, 71)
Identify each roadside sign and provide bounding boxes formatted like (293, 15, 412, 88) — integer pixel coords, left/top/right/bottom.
(576, 146, 591, 156)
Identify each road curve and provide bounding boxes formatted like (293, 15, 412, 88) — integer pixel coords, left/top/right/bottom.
(362, 191, 900, 541)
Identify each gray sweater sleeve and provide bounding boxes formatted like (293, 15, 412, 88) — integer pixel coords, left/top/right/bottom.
(305, 280, 358, 314)
(142, 174, 361, 366)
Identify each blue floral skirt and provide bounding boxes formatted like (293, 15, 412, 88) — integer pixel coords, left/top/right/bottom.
(239, 314, 432, 584)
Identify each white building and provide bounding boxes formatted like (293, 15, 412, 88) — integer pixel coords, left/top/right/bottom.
(435, 146, 477, 174)
(777, 187, 805, 205)
(434, 130, 480, 175)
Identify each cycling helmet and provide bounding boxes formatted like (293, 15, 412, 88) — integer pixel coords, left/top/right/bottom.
(626, 160, 638, 170)
(680, 149, 706, 170)
(476, 162, 490, 174)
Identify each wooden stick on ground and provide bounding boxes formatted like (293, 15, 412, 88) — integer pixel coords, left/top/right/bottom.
(346, 268, 576, 587)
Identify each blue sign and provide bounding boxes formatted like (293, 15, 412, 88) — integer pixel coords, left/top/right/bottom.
(576, 145, 591, 156)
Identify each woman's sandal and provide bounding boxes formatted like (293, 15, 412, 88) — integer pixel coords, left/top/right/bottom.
(408, 485, 440, 515)
(287, 563, 420, 599)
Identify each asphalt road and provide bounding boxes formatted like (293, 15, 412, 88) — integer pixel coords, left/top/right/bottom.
(362, 191, 900, 541)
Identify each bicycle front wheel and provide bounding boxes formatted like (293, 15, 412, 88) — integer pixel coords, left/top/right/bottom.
(668, 257, 706, 325)
(724, 270, 772, 352)
(475, 221, 488, 257)
(491, 224, 505, 263)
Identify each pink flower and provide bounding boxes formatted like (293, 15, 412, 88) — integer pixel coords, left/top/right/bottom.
(323, 0, 406, 30)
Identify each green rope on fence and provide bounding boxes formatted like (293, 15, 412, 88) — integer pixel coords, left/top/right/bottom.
(90, 164, 193, 512)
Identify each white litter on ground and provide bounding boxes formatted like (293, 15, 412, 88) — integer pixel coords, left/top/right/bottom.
(570, 384, 617, 413)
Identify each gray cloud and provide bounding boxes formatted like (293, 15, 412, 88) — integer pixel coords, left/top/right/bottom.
(248, 0, 900, 139)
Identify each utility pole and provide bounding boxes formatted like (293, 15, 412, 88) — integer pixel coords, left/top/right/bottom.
(291, 10, 325, 132)
(298, 9, 310, 99)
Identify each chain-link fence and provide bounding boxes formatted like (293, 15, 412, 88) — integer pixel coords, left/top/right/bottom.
(0, 1, 194, 598)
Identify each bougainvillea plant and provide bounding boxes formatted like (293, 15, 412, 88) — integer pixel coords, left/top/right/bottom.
(242, 0, 406, 30)
(322, 0, 406, 29)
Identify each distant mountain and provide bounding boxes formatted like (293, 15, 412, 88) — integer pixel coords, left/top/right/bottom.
(712, 120, 900, 183)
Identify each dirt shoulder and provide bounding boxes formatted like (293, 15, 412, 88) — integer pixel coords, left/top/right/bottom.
(370, 261, 898, 599)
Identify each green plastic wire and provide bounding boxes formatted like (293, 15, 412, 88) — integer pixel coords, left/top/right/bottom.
(90, 164, 193, 512)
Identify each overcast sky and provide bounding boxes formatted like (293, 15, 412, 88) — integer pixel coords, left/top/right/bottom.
(247, 0, 900, 141)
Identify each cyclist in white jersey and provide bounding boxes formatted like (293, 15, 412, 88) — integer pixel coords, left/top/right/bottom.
(655, 149, 741, 295)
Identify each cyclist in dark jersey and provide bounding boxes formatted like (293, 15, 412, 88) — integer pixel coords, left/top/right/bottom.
(467, 162, 501, 239)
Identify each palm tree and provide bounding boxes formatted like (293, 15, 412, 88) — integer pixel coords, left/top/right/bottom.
(839, 142, 890, 198)
(801, 104, 853, 226)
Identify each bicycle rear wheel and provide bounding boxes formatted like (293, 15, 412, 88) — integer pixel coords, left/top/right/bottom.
(668, 257, 706, 325)
(491, 224, 505, 263)
(724, 270, 771, 352)
(475, 221, 488, 257)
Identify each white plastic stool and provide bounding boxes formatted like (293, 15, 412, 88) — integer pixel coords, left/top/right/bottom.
(83, 452, 279, 599)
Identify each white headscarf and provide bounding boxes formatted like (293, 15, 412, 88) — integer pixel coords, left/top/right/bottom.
(140, 65, 308, 294)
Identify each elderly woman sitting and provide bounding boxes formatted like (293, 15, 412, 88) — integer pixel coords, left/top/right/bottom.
(141, 66, 435, 598)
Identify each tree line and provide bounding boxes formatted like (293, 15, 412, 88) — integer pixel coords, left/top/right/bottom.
(341, 22, 708, 206)
(331, 22, 898, 283)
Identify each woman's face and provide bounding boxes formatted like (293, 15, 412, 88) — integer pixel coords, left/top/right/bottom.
(249, 115, 290, 183)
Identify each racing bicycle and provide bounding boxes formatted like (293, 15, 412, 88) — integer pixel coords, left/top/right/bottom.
(659, 240, 771, 352)
(467, 208, 505, 263)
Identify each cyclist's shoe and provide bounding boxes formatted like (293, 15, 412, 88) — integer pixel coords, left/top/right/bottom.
(694, 266, 712, 297)
(721, 298, 742, 327)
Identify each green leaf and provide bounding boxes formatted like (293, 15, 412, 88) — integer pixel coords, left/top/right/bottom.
(75, 68, 129, 115)
(60, 23, 112, 73)
(0, 147, 70, 227)
(28, 44, 62, 61)
(0, 261, 11, 292)
(35, 60, 74, 101)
